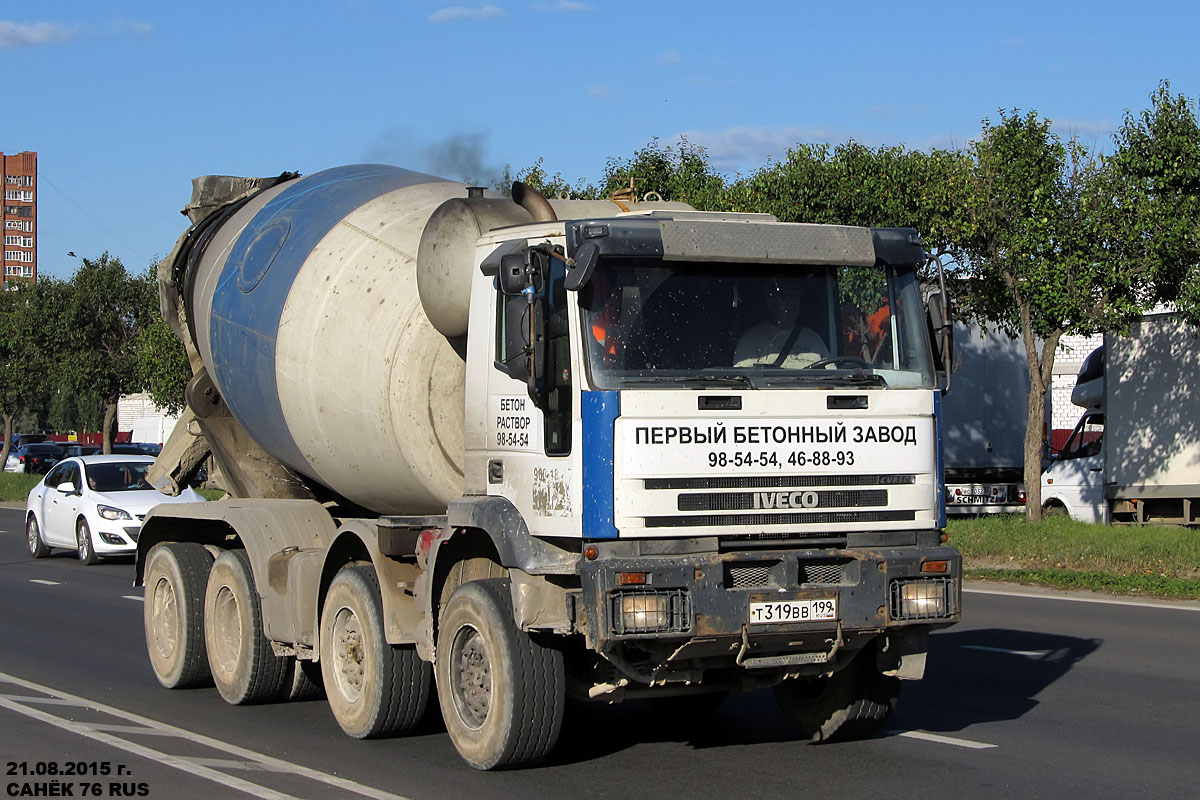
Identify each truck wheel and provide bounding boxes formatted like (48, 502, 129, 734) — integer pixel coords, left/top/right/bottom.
(320, 565, 430, 738)
(144, 542, 214, 689)
(27, 515, 50, 559)
(436, 579, 564, 770)
(77, 519, 100, 566)
(204, 549, 291, 705)
(774, 650, 900, 742)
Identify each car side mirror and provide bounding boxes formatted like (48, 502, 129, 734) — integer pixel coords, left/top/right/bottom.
(56, 481, 77, 495)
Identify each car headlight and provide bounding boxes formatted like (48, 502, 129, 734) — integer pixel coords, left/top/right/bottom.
(97, 505, 132, 521)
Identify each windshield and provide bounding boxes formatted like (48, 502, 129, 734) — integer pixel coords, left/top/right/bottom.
(579, 259, 935, 389)
(85, 462, 154, 493)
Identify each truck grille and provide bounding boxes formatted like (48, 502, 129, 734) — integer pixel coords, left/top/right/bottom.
(646, 474, 914, 490)
(678, 490, 887, 511)
(725, 561, 779, 589)
(646, 510, 915, 528)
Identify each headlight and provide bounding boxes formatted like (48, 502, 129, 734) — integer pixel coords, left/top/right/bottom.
(611, 590, 689, 635)
(889, 579, 953, 620)
(97, 505, 132, 521)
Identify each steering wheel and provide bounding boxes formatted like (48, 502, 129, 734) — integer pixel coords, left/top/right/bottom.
(805, 356, 874, 370)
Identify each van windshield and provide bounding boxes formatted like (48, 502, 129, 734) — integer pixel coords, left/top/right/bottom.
(578, 259, 935, 390)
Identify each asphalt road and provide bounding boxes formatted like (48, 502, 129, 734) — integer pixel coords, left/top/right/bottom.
(1, 504, 1198, 800)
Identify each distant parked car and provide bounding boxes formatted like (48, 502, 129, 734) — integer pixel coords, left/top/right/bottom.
(5, 442, 65, 474)
(62, 444, 103, 458)
(25, 455, 206, 565)
(111, 443, 162, 456)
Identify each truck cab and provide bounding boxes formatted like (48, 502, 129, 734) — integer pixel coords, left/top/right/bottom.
(459, 212, 957, 690)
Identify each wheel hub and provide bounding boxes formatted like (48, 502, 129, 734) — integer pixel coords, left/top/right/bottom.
(149, 576, 178, 659)
(450, 625, 490, 729)
(210, 585, 243, 674)
(331, 607, 365, 702)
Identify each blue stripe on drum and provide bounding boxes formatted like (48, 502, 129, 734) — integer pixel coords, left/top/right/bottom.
(208, 164, 445, 472)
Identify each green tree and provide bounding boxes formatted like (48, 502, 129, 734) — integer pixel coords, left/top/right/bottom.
(1104, 81, 1200, 323)
(57, 253, 159, 453)
(0, 278, 71, 464)
(135, 313, 190, 414)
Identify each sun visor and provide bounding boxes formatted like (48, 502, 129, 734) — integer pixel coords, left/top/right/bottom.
(658, 220, 876, 266)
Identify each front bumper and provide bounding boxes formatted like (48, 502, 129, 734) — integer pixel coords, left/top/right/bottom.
(88, 516, 142, 555)
(577, 543, 960, 680)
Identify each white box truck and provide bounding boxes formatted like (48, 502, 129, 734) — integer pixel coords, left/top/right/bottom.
(1041, 312, 1200, 524)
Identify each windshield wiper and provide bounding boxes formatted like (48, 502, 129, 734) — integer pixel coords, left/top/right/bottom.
(620, 373, 757, 389)
(762, 372, 887, 388)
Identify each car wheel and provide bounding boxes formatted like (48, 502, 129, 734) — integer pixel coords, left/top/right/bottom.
(27, 515, 50, 559)
(26, 515, 50, 561)
(76, 519, 100, 566)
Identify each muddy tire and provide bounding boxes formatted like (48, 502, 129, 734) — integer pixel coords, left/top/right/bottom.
(144, 542, 213, 689)
(774, 650, 900, 742)
(27, 515, 50, 559)
(286, 658, 325, 702)
(436, 579, 564, 770)
(204, 549, 290, 705)
(320, 565, 430, 738)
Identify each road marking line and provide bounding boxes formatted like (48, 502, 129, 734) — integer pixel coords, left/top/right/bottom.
(89, 723, 183, 737)
(965, 586, 1200, 612)
(0, 671, 414, 800)
(0, 696, 303, 800)
(960, 645, 1050, 659)
(29, 579, 60, 586)
(889, 729, 998, 749)
(123, 595, 145, 602)
(0, 694, 87, 706)
(182, 758, 291, 773)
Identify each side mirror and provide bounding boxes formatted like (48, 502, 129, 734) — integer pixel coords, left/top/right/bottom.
(499, 251, 530, 295)
(56, 481, 77, 495)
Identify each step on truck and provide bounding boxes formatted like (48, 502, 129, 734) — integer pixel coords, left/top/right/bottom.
(137, 165, 961, 770)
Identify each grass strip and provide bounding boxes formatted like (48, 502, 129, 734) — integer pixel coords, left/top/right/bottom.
(0, 473, 41, 503)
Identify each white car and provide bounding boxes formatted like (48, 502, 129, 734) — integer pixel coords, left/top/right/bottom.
(25, 455, 205, 565)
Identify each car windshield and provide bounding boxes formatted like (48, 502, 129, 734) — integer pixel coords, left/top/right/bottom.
(85, 462, 153, 492)
(578, 259, 936, 390)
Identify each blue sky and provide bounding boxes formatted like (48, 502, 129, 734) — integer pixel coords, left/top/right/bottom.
(4, 1, 1196, 279)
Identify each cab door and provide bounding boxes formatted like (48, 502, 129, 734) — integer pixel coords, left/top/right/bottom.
(485, 245, 579, 537)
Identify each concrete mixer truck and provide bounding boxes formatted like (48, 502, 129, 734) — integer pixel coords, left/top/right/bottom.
(135, 164, 961, 769)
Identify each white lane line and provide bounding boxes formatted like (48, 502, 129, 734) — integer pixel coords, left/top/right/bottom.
(29, 579, 60, 586)
(0, 694, 85, 706)
(889, 729, 998, 749)
(0, 696, 303, 800)
(89, 723, 183, 737)
(960, 645, 1051, 659)
(0, 671, 414, 800)
(123, 595, 144, 602)
(183, 758, 291, 773)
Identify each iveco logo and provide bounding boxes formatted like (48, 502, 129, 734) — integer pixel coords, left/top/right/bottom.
(753, 491, 819, 510)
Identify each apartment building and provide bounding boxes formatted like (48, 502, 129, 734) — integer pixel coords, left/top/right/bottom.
(2, 150, 37, 288)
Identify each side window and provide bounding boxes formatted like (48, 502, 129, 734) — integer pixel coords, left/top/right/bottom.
(43, 462, 68, 487)
(62, 463, 80, 489)
(495, 290, 529, 378)
(492, 251, 572, 456)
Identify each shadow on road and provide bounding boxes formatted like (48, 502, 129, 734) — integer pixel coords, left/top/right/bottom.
(548, 627, 1100, 765)
(891, 627, 1102, 734)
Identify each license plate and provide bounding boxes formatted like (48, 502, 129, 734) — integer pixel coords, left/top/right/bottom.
(749, 597, 837, 624)
(955, 495, 1000, 504)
